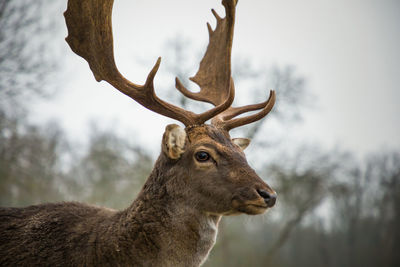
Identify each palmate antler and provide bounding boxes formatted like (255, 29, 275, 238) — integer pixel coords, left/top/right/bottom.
(176, 0, 276, 131)
(64, 0, 275, 131)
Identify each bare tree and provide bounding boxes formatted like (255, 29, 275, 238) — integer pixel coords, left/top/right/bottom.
(66, 127, 152, 209)
(0, 0, 65, 206)
(0, 0, 62, 117)
(0, 117, 67, 207)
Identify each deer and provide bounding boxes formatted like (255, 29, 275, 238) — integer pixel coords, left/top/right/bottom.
(0, 0, 277, 266)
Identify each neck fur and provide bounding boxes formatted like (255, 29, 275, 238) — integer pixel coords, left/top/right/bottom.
(116, 155, 221, 266)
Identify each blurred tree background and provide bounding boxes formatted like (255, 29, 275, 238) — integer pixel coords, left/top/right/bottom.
(1, 1, 399, 267)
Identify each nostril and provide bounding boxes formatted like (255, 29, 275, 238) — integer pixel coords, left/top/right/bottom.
(257, 189, 277, 207)
(257, 189, 270, 199)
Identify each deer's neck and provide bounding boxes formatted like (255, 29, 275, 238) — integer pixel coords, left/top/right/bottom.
(117, 156, 221, 266)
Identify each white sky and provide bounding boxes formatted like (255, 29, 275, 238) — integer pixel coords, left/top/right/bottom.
(32, 0, 400, 158)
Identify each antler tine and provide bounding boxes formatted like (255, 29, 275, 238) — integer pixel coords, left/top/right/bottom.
(212, 90, 276, 131)
(217, 98, 271, 122)
(64, 0, 234, 127)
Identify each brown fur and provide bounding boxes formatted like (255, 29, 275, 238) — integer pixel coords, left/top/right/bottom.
(0, 125, 275, 266)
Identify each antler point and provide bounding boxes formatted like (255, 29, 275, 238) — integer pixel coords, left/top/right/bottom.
(211, 9, 222, 21)
(207, 22, 213, 36)
(145, 57, 162, 86)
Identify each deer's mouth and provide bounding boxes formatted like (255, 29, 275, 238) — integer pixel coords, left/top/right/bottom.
(243, 204, 268, 215)
(231, 198, 269, 215)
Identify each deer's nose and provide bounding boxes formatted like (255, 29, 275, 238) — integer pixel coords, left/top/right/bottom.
(257, 189, 277, 207)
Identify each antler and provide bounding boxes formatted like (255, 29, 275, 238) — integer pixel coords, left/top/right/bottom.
(212, 89, 276, 131)
(175, 0, 236, 107)
(64, 0, 275, 131)
(64, 0, 233, 127)
(175, 0, 276, 131)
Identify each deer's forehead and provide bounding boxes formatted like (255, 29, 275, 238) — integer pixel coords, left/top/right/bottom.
(186, 125, 239, 155)
(187, 125, 231, 145)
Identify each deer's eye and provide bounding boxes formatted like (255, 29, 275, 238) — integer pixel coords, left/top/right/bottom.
(195, 151, 210, 162)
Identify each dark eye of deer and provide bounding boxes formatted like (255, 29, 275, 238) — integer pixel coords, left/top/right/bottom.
(195, 151, 210, 162)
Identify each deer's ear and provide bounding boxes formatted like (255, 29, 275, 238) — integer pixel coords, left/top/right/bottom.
(232, 138, 251, 150)
(162, 124, 187, 159)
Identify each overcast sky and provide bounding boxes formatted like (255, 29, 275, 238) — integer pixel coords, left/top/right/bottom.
(32, 0, 400, 158)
